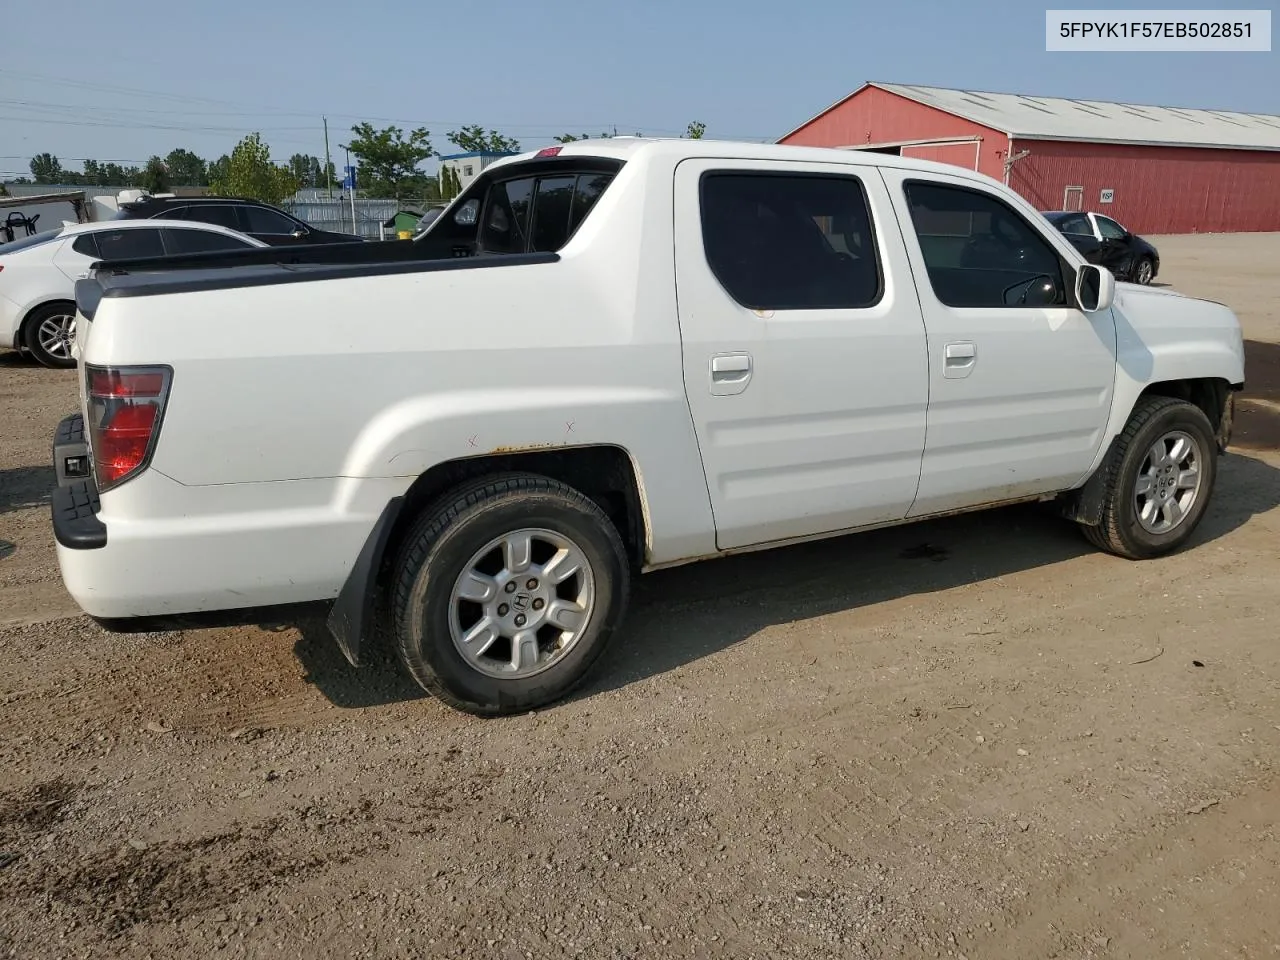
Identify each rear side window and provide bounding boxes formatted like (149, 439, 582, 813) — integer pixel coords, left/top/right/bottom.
(184, 205, 243, 230)
(162, 228, 256, 254)
(700, 172, 883, 311)
(72, 234, 101, 257)
(478, 171, 615, 255)
(0, 229, 63, 254)
(94, 228, 166, 260)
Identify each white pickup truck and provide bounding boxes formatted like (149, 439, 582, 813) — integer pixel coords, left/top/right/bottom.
(52, 139, 1244, 715)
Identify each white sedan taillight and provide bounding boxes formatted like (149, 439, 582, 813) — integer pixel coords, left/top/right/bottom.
(84, 364, 173, 491)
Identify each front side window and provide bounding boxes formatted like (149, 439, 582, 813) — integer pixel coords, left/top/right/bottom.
(700, 172, 882, 311)
(94, 228, 166, 260)
(244, 207, 299, 235)
(904, 181, 1065, 308)
(1096, 216, 1127, 240)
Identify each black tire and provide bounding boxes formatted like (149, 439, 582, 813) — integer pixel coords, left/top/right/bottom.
(390, 473, 631, 716)
(1080, 396, 1218, 560)
(22, 302, 78, 369)
(1133, 256, 1155, 285)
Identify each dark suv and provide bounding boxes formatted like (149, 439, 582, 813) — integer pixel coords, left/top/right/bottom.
(112, 196, 364, 246)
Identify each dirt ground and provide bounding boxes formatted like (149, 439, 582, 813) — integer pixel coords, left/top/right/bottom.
(2, 234, 1279, 960)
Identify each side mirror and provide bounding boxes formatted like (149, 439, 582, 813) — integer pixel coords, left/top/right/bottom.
(453, 199, 479, 226)
(291, 226, 310, 239)
(1076, 264, 1115, 312)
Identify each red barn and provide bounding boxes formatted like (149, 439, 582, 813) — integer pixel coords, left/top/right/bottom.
(778, 82, 1280, 235)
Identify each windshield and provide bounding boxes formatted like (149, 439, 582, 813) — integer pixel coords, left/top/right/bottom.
(0, 227, 64, 255)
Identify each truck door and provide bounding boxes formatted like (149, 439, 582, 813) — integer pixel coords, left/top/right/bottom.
(879, 168, 1118, 516)
(673, 158, 931, 551)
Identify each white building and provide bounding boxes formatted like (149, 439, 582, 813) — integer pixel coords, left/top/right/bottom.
(436, 151, 519, 191)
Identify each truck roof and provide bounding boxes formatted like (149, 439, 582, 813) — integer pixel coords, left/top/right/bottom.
(486, 137, 996, 184)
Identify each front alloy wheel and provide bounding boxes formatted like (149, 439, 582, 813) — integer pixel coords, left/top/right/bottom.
(1079, 396, 1218, 560)
(1133, 430, 1203, 535)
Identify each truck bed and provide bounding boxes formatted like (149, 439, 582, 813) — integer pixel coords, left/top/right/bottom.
(75, 249, 559, 320)
(90, 237, 430, 276)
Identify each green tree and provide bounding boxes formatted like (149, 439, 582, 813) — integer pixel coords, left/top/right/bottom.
(685, 121, 706, 139)
(207, 154, 230, 186)
(208, 133, 298, 205)
(345, 123, 434, 200)
(289, 153, 328, 187)
(447, 124, 520, 154)
(100, 163, 141, 186)
(141, 157, 171, 193)
(165, 148, 207, 186)
(30, 153, 63, 184)
(0, 182, 8, 197)
(438, 165, 464, 201)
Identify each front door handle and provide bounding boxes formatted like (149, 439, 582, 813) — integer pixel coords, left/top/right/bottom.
(943, 341, 976, 379)
(709, 352, 752, 396)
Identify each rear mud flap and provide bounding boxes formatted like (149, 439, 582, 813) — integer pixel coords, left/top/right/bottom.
(326, 497, 404, 667)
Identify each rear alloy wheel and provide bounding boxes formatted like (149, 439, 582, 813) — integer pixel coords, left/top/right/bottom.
(23, 303, 78, 369)
(391, 473, 630, 715)
(1080, 396, 1217, 559)
(1133, 257, 1155, 285)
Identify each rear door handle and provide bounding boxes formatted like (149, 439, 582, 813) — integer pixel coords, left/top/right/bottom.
(709, 352, 752, 396)
(943, 341, 976, 379)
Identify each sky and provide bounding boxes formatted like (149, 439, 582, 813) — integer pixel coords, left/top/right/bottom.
(1, 0, 1277, 179)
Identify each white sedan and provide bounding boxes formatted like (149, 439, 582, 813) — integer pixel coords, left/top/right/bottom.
(0, 218, 266, 369)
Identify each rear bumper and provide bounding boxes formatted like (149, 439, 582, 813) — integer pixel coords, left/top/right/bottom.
(51, 413, 104, 549)
(49, 417, 407, 621)
(0, 293, 21, 349)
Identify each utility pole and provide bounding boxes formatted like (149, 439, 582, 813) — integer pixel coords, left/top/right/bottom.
(323, 117, 333, 199)
(345, 145, 356, 235)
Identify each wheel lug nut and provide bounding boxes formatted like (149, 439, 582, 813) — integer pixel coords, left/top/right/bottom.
(532, 598, 545, 611)
(526, 578, 538, 590)
(504, 582, 517, 594)
(498, 604, 509, 616)
(514, 614, 527, 627)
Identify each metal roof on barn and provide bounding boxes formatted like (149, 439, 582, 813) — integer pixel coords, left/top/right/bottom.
(782, 82, 1280, 152)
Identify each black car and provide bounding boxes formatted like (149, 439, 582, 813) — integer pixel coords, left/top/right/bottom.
(112, 195, 364, 246)
(1041, 210, 1159, 285)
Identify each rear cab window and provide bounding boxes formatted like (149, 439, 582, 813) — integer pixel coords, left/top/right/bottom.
(414, 156, 623, 260)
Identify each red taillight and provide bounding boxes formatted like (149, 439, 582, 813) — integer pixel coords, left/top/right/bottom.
(535, 146, 563, 157)
(85, 365, 172, 490)
(87, 368, 167, 398)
